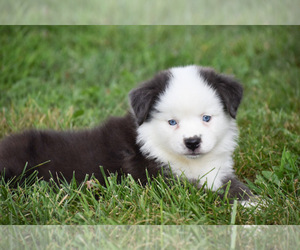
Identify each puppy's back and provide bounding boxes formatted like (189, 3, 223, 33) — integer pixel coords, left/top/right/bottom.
(0, 114, 159, 185)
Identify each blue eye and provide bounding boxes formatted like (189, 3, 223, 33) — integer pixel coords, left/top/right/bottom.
(168, 119, 177, 126)
(202, 115, 211, 122)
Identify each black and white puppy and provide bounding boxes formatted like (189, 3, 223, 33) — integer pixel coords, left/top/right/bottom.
(0, 65, 251, 200)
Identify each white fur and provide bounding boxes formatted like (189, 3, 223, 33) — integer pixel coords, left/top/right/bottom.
(137, 65, 239, 191)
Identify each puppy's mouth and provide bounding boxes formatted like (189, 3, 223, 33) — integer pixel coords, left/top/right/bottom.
(184, 152, 202, 159)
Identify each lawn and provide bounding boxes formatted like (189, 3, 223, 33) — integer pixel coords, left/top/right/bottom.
(0, 0, 299, 24)
(0, 26, 299, 225)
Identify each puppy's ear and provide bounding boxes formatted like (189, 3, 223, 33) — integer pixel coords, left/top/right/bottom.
(129, 71, 171, 125)
(200, 67, 243, 119)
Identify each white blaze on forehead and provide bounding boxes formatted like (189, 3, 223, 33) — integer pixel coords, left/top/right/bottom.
(154, 65, 223, 117)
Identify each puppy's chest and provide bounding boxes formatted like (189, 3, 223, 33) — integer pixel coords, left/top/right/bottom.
(161, 158, 228, 190)
(168, 160, 213, 177)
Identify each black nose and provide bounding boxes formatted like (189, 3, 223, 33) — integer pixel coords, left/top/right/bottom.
(184, 137, 201, 151)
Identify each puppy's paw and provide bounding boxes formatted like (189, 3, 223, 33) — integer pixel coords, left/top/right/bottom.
(239, 195, 267, 209)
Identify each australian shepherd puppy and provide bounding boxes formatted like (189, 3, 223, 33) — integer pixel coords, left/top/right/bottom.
(0, 65, 252, 200)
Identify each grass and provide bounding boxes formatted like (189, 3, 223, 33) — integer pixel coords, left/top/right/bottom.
(0, 0, 299, 24)
(0, 26, 299, 225)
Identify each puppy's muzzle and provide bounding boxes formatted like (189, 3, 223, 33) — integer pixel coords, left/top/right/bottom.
(184, 137, 201, 151)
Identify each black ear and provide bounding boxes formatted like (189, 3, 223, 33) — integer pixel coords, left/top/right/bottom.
(199, 67, 243, 119)
(129, 70, 171, 125)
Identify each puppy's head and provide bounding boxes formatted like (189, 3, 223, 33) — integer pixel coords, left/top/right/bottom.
(129, 65, 243, 162)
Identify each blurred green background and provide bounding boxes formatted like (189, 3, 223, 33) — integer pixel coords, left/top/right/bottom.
(0, 0, 299, 24)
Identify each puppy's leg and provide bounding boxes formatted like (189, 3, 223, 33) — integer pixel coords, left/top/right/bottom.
(220, 177, 253, 201)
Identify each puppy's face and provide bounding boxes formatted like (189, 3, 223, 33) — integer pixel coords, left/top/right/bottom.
(129, 65, 243, 163)
(149, 75, 231, 158)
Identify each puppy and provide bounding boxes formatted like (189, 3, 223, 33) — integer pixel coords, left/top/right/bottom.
(0, 65, 251, 200)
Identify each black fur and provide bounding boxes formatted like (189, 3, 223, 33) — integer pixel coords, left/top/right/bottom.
(220, 176, 252, 201)
(199, 67, 243, 119)
(129, 70, 171, 125)
(0, 114, 159, 185)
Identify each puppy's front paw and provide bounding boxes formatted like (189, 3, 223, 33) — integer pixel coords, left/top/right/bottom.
(239, 195, 267, 208)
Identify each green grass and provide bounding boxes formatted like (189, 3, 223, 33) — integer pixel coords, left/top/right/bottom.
(0, 26, 299, 225)
(0, 0, 299, 24)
